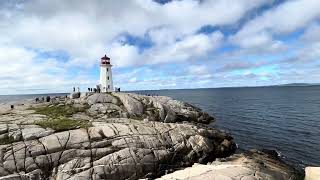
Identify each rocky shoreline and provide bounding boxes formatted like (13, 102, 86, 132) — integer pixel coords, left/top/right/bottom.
(0, 92, 301, 179)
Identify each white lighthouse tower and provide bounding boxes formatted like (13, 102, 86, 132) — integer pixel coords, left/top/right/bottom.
(99, 54, 113, 92)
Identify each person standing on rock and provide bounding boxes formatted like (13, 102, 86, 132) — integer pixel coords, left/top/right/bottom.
(73, 87, 75, 92)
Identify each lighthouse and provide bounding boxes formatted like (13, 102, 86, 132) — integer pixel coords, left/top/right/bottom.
(99, 54, 114, 92)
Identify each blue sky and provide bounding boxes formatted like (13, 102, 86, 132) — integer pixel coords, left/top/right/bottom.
(0, 0, 319, 94)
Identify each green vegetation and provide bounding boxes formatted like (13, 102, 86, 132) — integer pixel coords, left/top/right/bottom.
(35, 118, 91, 132)
(31, 104, 89, 118)
(31, 104, 91, 132)
(0, 135, 15, 145)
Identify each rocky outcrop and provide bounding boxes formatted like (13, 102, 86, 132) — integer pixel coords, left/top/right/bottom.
(0, 93, 236, 179)
(0, 119, 235, 179)
(73, 93, 214, 124)
(159, 149, 301, 180)
(0, 93, 301, 180)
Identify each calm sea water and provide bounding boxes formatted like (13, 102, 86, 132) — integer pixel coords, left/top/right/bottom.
(1, 87, 319, 169)
(135, 86, 320, 169)
(0, 93, 68, 104)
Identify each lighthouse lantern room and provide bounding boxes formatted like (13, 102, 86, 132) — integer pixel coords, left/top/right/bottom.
(99, 54, 114, 92)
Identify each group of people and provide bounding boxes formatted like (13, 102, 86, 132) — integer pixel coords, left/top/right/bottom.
(87, 87, 101, 93)
(35, 96, 51, 103)
(73, 86, 121, 93)
(73, 87, 80, 92)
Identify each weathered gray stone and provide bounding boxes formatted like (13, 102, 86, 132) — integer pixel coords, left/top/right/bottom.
(112, 93, 144, 116)
(158, 150, 301, 180)
(70, 92, 81, 99)
(88, 103, 122, 116)
(0, 120, 235, 179)
(21, 127, 54, 140)
(86, 93, 119, 105)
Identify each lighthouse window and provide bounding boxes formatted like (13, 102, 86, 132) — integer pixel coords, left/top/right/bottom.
(107, 68, 109, 72)
(107, 76, 109, 80)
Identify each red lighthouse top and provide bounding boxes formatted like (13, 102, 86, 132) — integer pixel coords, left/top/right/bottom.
(101, 54, 110, 65)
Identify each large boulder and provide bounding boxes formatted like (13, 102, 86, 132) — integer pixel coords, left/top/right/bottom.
(112, 93, 144, 116)
(70, 92, 81, 99)
(86, 93, 119, 105)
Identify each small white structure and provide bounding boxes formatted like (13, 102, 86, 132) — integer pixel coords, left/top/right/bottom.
(99, 54, 113, 92)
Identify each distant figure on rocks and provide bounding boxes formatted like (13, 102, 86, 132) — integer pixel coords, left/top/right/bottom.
(77, 87, 80, 92)
(73, 87, 75, 92)
(46, 96, 51, 102)
(88, 88, 90, 92)
(91, 88, 93, 92)
(35, 97, 39, 102)
(10, 105, 14, 110)
(41, 97, 45, 102)
(94, 88, 97, 93)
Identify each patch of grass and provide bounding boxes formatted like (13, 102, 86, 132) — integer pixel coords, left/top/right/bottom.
(31, 104, 91, 131)
(31, 104, 89, 119)
(0, 135, 15, 145)
(35, 118, 91, 132)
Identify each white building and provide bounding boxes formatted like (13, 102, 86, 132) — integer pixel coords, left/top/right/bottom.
(99, 54, 113, 92)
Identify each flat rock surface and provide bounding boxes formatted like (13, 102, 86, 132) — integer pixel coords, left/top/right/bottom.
(158, 150, 301, 180)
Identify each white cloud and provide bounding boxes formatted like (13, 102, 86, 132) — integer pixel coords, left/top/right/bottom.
(301, 23, 320, 43)
(108, 43, 140, 67)
(230, 30, 287, 54)
(147, 31, 224, 64)
(108, 31, 223, 67)
(188, 65, 210, 76)
(0, 0, 270, 68)
(230, 0, 320, 52)
(236, 0, 320, 35)
(0, 0, 319, 93)
(0, 46, 96, 94)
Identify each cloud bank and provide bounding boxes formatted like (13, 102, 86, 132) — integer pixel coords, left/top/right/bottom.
(0, 0, 319, 94)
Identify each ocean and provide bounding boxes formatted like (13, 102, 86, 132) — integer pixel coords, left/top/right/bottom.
(1, 86, 319, 169)
(0, 93, 68, 104)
